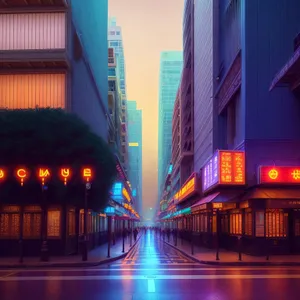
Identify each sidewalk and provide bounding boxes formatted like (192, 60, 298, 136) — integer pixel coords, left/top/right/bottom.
(0, 234, 141, 269)
(164, 236, 300, 266)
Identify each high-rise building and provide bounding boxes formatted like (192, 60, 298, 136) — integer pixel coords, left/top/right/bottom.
(127, 101, 143, 214)
(0, 0, 110, 140)
(108, 17, 129, 173)
(158, 51, 183, 200)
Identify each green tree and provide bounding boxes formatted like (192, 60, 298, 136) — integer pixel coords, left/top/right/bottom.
(0, 108, 116, 211)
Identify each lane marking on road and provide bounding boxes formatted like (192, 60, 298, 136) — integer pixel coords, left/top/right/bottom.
(2, 274, 300, 281)
(1, 267, 299, 272)
(147, 279, 155, 293)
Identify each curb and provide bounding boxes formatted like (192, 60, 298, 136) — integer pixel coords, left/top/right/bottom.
(164, 240, 300, 267)
(0, 234, 142, 269)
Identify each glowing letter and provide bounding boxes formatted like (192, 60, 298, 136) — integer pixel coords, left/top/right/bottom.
(0, 169, 4, 179)
(60, 168, 71, 186)
(291, 169, 300, 180)
(16, 168, 27, 186)
(39, 168, 50, 178)
(61, 168, 70, 178)
(268, 169, 278, 180)
(17, 169, 27, 178)
(83, 168, 92, 181)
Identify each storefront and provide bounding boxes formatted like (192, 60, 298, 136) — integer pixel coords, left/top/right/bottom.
(190, 150, 246, 249)
(240, 166, 300, 255)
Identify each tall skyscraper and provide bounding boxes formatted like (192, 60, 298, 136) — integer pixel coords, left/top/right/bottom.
(108, 17, 129, 172)
(127, 101, 143, 214)
(158, 51, 183, 200)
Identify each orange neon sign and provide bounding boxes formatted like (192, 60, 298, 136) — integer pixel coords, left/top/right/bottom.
(38, 168, 51, 185)
(0, 169, 5, 180)
(122, 188, 130, 202)
(60, 168, 71, 185)
(82, 168, 92, 181)
(219, 151, 245, 185)
(259, 166, 300, 184)
(16, 168, 28, 186)
(174, 175, 196, 203)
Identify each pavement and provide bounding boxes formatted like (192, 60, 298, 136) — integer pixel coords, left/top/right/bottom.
(1, 230, 300, 299)
(163, 235, 300, 266)
(0, 234, 141, 268)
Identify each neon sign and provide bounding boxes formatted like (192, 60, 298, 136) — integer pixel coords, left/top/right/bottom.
(174, 174, 196, 203)
(16, 168, 28, 186)
(82, 168, 92, 182)
(122, 188, 130, 202)
(38, 168, 51, 185)
(0, 169, 5, 180)
(60, 168, 71, 186)
(259, 166, 300, 184)
(202, 150, 245, 192)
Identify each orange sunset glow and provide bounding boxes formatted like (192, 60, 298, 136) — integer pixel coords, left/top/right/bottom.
(109, 0, 184, 212)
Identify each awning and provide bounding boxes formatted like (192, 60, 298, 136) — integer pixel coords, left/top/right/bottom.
(242, 188, 300, 200)
(269, 46, 300, 91)
(191, 191, 241, 212)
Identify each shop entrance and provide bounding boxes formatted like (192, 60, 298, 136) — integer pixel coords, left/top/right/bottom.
(288, 209, 300, 254)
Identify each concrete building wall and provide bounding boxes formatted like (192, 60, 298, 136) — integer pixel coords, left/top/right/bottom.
(193, 0, 214, 172)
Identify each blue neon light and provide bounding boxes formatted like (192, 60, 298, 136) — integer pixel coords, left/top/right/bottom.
(132, 189, 137, 197)
(111, 182, 123, 201)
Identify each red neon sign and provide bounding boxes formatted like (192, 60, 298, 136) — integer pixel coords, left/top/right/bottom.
(259, 166, 300, 184)
(16, 168, 28, 186)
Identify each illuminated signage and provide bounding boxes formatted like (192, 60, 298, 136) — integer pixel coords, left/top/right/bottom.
(128, 142, 139, 147)
(220, 151, 245, 185)
(132, 189, 137, 197)
(16, 168, 28, 186)
(168, 164, 173, 175)
(112, 182, 123, 201)
(60, 168, 71, 185)
(259, 166, 300, 184)
(0, 169, 5, 180)
(38, 168, 51, 185)
(202, 150, 245, 192)
(203, 152, 219, 191)
(104, 206, 115, 216)
(82, 168, 92, 181)
(174, 176, 196, 203)
(122, 188, 130, 202)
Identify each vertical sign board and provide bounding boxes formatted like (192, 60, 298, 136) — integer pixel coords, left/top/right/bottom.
(202, 150, 245, 192)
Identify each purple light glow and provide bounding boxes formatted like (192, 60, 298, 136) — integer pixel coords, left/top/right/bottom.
(202, 151, 219, 191)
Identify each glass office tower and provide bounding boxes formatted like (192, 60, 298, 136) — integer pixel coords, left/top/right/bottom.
(158, 51, 183, 199)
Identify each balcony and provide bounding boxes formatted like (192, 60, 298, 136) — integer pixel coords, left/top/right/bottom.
(0, 0, 68, 10)
(0, 11, 70, 69)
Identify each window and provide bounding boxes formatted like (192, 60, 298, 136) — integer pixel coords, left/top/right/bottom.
(230, 213, 242, 235)
(0, 206, 20, 238)
(244, 210, 252, 236)
(68, 209, 76, 236)
(47, 209, 61, 238)
(116, 31, 120, 35)
(212, 215, 217, 233)
(23, 206, 42, 239)
(266, 209, 287, 238)
(255, 211, 264, 237)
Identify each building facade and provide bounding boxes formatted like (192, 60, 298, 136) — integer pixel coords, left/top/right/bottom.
(0, 0, 139, 258)
(108, 17, 129, 172)
(127, 101, 143, 214)
(160, 0, 300, 256)
(0, 0, 110, 140)
(158, 51, 183, 200)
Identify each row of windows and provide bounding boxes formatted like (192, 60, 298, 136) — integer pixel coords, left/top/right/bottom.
(173, 210, 300, 238)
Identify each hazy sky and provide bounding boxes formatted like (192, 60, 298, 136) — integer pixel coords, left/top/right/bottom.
(109, 0, 184, 213)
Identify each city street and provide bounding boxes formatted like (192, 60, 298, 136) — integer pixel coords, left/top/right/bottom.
(0, 231, 300, 300)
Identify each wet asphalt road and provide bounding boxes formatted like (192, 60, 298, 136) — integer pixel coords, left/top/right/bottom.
(1, 231, 300, 300)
